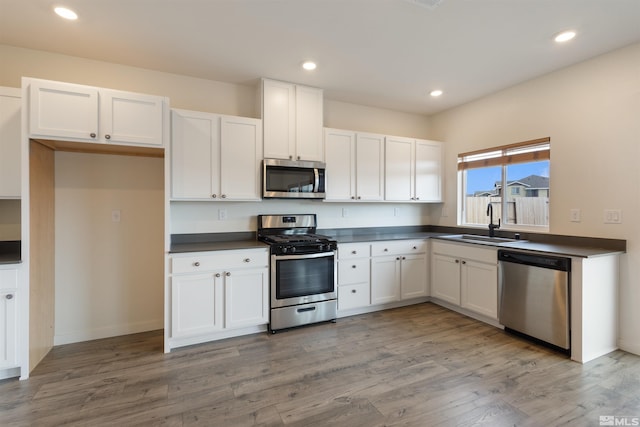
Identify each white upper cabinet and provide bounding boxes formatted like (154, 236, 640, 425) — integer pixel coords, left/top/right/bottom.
(324, 129, 384, 201)
(0, 87, 21, 198)
(385, 137, 443, 202)
(27, 78, 166, 147)
(324, 128, 356, 201)
(414, 139, 443, 202)
(262, 79, 323, 162)
(355, 132, 385, 201)
(171, 109, 262, 201)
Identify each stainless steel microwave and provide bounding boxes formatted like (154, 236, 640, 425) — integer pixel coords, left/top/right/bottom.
(263, 159, 326, 199)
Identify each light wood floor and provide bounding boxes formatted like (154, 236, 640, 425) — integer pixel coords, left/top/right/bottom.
(1, 303, 639, 426)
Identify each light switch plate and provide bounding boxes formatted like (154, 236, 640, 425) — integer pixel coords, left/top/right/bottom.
(604, 209, 622, 224)
(218, 208, 227, 220)
(570, 209, 581, 222)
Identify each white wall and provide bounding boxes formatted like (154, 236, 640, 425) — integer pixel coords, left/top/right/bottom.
(0, 199, 20, 240)
(171, 200, 429, 234)
(54, 152, 164, 345)
(429, 43, 640, 356)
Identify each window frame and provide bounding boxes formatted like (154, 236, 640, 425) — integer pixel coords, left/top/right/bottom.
(458, 137, 550, 232)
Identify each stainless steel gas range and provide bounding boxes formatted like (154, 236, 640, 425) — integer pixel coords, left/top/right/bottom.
(257, 214, 337, 333)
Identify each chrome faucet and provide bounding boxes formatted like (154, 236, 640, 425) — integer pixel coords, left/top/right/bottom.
(487, 203, 501, 237)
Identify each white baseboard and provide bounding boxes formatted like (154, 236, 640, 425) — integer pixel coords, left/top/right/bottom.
(53, 319, 164, 346)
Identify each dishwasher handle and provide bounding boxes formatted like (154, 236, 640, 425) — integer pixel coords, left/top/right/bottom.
(498, 250, 571, 272)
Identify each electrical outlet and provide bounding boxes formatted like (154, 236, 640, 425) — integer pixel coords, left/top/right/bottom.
(394, 207, 401, 217)
(604, 209, 622, 224)
(570, 209, 581, 222)
(111, 209, 121, 223)
(218, 208, 227, 220)
(342, 208, 349, 218)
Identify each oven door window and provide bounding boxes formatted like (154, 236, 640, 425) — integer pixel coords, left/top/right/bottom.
(275, 255, 335, 299)
(266, 166, 315, 193)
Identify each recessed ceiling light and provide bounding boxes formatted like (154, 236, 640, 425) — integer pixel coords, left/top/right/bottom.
(54, 6, 78, 20)
(302, 61, 317, 71)
(430, 90, 443, 97)
(554, 30, 576, 43)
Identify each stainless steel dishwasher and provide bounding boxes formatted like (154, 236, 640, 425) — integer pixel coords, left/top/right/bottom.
(498, 250, 571, 350)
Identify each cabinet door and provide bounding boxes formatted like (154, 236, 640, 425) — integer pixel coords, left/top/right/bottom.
(0, 291, 17, 369)
(29, 80, 99, 141)
(414, 140, 442, 202)
(400, 254, 428, 299)
(220, 116, 262, 200)
(431, 253, 461, 305)
(225, 268, 268, 329)
(101, 89, 165, 147)
(171, 273, 223, 337)
(324, 128, 356, 201)
(262, 79, 295, 160)
(371, 256, 400, 304)
(355, 133, 385, 201)
(295, 85, 324, 161)
(0, 88, 21, 198)
(385, 136, 414, 201)
(338, 283, 370, 311)
(171, 110, 218, 199)
(461, 260, 498, 319)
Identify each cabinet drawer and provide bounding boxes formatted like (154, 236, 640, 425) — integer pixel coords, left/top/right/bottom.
(371, 240, 426, 256)
(431, 240, 497, 264)
(0, 268, 18, 290)
(338, 282, 370, 311)
(338, 243, 370, 259)
(172, 249, 269, 274)
(338, 259, 370, 285)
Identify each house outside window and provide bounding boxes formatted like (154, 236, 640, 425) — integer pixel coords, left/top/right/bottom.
(458, 138, 550, 230)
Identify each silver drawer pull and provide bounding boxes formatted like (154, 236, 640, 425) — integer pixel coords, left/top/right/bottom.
(351, 289, 356, 294)
(244, 258, 251, 263)
(412, 246, 417, 250)
(193, 262, 200, 267)
(352, 265, 357, 269)
(384, 248, 388, 252)
(226, 272, 231, 276)
(215, 273, 221, 277)
(351, 250, 357, 254)
(6, 294, 13, 300)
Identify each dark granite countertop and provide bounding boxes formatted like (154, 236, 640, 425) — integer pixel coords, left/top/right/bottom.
(170, 232, 268, 253)
(169, 227, 625, 259)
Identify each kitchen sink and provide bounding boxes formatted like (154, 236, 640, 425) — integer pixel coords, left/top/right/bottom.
(440, 234, 526, 245)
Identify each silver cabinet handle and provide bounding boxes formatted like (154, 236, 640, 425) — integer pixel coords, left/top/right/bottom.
(351, 289, 356, 293)
(384, 248, 388, 252)
(351, 196, 355, 199)
(289, 155, 293, 160)
(357, 196, 362, 200)
(455, 259, 460, 263)
(352, 265, 357, 269)
(351, 250, 357, 254)
(215, 273, 221, 277)
(212, 194, 217, 198)
(90, 133, 96, 138)
(193, 262, 200, 267)
(5, 294, 13, 300)
(244, 258, 251, 263)
(105, 134, 111, 140)
(462, 260, 466, 264)
(225, 272, 231, 276)
(402, 256, 406, 260)
(412, 246, 417, 250)
(396, 257, 400, 261)
(221, 194, 227, 199)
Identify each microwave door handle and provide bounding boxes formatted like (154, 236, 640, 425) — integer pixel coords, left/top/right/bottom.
(314, 168, 319, 192)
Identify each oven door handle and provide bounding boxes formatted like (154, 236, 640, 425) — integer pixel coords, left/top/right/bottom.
(272, 251, 335, 261)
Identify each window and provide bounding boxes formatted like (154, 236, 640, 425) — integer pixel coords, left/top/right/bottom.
(459, 137, 550, 229)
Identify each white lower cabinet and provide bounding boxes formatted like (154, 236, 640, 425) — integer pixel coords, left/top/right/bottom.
(0, 268, 18, 372)
(371, 240, 428, 305)
(431, 240, 498, 320)
(170, 248, 269, 345)
(337, 243, 370, 311)
(338, 240, 427, 313)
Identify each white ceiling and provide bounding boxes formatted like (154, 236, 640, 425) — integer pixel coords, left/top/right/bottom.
(1, 0, 639, 115)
